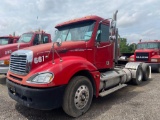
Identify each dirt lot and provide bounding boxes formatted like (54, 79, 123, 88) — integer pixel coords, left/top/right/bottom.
(0, 73, 160, 120)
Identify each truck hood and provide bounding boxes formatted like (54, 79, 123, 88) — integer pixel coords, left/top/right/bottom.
(135, 49, 159, 53)
(23, 41, 86, 53)
(0, 43, 30, 59)
(135, 49, 159, 57)
(134, 48, 159, 62)
(21, 41, 87, 71)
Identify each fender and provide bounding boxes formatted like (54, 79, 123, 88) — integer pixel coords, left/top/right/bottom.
(51, 56, 98, 85)
(42, 56, 98, 86)
(151, 55, 160, 59)
(130, 55, 134, 58)
(0, 55, 10, 61)
(11, 56, 99, 88)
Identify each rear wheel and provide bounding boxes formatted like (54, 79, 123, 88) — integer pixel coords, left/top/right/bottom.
(142, 64, 150, 81)
(62, 76, 93, 117)
(132, 66, 143, 85)
(156, 67, 160, 73)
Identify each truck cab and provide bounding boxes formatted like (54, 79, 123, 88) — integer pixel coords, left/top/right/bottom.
(0, 31, 51, 74)
(0, 35, 19, 45)
(53, 16, 114, 69)
(6, 12, 150, 117)
(129, 40, 160, 72)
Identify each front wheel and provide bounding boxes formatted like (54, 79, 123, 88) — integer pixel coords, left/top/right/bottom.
(62, 76, 93, 117)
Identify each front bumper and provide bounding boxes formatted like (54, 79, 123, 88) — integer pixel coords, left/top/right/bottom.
(147, 63, 160, 70)
(0, 66, 9, 74)
(7, 79, 66, 110)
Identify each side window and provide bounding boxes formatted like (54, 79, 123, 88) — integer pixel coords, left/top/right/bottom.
(96, 24, 109, 42)
(43, 35, 49, 43)
(10, 39, 13, 43)
(65, 32, 71, 41)
(1, 39, 9, 45)
(33, 34, 49, 45)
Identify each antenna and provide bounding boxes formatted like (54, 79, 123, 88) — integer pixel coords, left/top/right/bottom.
(13, 32, 15, 36)
(37, 16, 39, 30)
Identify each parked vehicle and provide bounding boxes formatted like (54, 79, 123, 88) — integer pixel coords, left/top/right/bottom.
(6, 11, 150, 117)
(0, 35, 19, 45)
(0, 30, 51, 74)
(129, 40, 160, 72)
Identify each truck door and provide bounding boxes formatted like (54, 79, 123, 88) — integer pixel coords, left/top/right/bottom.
(94, 23, 114, 69)
(33, 34, 50, 45)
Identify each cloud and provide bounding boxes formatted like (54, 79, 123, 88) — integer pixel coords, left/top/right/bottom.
(122, 28, 160, 43)
(0, 0, 160, 43)
(36, 0, 55, 12)
(118, 12, 142, 27)
(4, 0, 20, 7)
(123, 33, 142, 43)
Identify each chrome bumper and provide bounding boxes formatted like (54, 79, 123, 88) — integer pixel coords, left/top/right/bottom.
(0, 66, 9, 74)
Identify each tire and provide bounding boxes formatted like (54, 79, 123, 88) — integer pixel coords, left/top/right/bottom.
(62, 76, 93, 118)
(142, 64, 150, 81)
(156, 67, 160, 73)
(132, 66, 143, 85)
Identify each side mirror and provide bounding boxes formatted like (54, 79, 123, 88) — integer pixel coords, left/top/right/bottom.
(56, 38, 62, 47)
(55, 30, 58, 35)
(111, 20, 116, 28)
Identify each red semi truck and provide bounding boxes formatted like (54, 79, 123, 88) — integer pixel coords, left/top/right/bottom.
(129, 40, 160, 72)
(0, 31, 51, 74)
(0, 35, 19, 45)
(7, 11, 150, 117)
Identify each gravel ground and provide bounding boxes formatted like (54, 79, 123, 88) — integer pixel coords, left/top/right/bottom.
(0, 73, 160, 120)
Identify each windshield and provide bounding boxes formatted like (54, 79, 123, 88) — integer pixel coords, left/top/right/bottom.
(53, 21, 95, 42)
(18, 33, 33, 43)
(137, 42, 160, 49)
(0, 38, 9, 45)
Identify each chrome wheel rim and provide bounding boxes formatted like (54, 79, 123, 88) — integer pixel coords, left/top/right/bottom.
(137, 69, 143, 81)
(74, 85, 89, 110)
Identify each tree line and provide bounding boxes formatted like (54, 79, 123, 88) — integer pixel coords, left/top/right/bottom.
(119, 38, 137, 53)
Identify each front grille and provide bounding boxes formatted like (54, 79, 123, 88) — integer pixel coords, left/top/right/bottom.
(10, 55, 27, 75)
(9, 74, 23, 81)
(135, 52, 149, 62)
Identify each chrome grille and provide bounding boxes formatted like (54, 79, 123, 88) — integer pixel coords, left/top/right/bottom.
(10, 54, 27, 75)
(135, 52, 149, 62)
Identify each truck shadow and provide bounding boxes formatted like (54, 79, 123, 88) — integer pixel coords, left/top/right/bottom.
(0, 75, 6, 85)
(15, 80, 151, 120)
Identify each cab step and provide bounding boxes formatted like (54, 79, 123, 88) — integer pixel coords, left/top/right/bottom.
(99, 84, 127, 97)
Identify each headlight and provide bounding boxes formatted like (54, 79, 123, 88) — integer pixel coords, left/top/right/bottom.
(151, 58, 158, 62)
(0, 60, 4, 65)
(129, 58, 134, 61)
(0, 60, 10, 65)
(27, 72, 54, 84)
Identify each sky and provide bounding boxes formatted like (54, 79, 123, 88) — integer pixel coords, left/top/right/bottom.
(0, 0, 160, 43)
